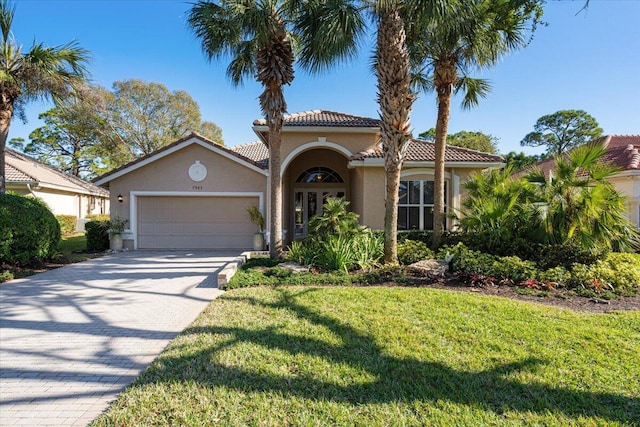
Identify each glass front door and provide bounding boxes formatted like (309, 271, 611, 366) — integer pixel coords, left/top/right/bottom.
(294, 189, 346, 238)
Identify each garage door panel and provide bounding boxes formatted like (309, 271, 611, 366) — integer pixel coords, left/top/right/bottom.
(137, 196, 257, 249)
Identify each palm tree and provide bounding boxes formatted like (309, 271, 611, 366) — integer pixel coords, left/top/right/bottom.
(298, 0, 453, 263)
(526, 142, 639, 253)
(188, 0, 295, 259)
(410, 0, 543, 248)
(0, 0, 89, 193)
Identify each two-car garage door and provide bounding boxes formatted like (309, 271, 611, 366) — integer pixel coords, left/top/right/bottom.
(137, 196, 257, 249)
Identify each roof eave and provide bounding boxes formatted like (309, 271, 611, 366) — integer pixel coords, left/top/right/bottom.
(348, 159, 505, 168)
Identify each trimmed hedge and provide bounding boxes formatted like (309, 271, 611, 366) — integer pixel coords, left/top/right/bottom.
(0, 193, 61, 266)
(85, 220, 110, 251)
(56, 215, 77, 235)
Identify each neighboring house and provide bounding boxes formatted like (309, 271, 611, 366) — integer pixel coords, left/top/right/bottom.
(94, 110, 503, 250)
(527, 135, 640, 227)
(5, 148, 110, 223)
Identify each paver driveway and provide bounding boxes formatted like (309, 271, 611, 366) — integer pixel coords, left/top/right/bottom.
(0, 250, 236, 426)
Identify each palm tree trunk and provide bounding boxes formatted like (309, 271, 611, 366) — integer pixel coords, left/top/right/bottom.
(432, 63, 454, 249)
(0, 98, 14, 194)
(268, 124, 283, 259)
(257, 23, 293, 260)
(377, 6, 414, 264)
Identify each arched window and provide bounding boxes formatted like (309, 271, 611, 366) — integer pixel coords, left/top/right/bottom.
(296, 167, 344, 183)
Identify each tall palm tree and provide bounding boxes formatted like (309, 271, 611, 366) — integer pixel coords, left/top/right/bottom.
(298, 0, 452, 263)
(188, 0, 295, 259)
(410, 0, 543, 248)
(0, 0, 89, 193)
(188, 0, 363, 259)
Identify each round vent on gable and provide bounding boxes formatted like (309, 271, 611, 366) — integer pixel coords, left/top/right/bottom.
(188, 161, 207, 182)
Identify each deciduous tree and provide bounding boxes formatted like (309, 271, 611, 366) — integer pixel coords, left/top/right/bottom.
(0, 0, 89, 193)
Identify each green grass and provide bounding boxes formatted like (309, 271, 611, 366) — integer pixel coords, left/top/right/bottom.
(56, 232, 97, 263)
(92, 287, 640, 426)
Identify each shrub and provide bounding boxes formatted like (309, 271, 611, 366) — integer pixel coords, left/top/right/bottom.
(351, 231, 384, 271)
(491, 256, 539, 282)
(569, 253, 640, 296)
(56, 215, 77, 235)
(438, 243, 497, 275)
(397, 240, 435, 265)
(538, 266, 572, 287)
(1, 270, 14, 283)
(534, 242, 604, 270)
(85, 220, 110, 251)
(0, 193, 61, 266)
(86, 214, 110, 222)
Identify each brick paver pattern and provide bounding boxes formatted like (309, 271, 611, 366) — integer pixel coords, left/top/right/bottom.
(0, 251, 232, 426)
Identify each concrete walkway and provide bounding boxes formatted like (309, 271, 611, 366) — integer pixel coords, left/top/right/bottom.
(0, 251, 236, 426)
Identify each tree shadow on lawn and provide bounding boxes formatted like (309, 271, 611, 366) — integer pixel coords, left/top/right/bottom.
(139, 288, 639, 424)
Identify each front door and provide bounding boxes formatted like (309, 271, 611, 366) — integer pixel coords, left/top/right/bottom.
(293, 188, 346, 238)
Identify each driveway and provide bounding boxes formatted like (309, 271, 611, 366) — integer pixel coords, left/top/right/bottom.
(0, 250, 238, 426)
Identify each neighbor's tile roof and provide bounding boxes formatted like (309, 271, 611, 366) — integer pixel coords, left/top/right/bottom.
(253, 110, 381, 128)
(229, 141, 269, 168)
(6, 163, 36, 182)
(522, 135, 640, 179)
(351, 139, 504, 163)
(5, 148, 109, 196)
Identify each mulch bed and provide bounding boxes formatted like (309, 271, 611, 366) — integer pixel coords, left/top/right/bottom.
(401, 275, 640, 314)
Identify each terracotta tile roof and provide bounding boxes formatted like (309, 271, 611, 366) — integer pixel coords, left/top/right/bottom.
(6, 163, 36, 182)
(5, 148, 109, 196)
(522, 135, 640, 179)
(229, 141, 269, 168)
(253, 110, 380, 128)
(350, 139, 504, 163)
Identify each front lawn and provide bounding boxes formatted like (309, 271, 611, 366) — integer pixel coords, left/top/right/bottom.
(92, 287, 639, 426)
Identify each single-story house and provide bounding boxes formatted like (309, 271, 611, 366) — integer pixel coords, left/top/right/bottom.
(530, 135, 640, 227)
(5, 148, 110, 224)
(94, 110, 503, 250)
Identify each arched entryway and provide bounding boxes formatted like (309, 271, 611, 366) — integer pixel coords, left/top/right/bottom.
(282, 148, 350, 241)
(293, 167, 346, 238)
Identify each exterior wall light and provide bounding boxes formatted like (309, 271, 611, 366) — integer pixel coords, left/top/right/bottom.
(117, 194, 124, 203)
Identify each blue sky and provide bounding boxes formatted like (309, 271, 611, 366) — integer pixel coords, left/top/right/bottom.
(8, 0, 640, 155)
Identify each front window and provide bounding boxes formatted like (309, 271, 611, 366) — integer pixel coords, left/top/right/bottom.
(397, 180, 446, 230)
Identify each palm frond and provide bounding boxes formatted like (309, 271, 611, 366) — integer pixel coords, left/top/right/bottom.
(455, 76, 491, 109)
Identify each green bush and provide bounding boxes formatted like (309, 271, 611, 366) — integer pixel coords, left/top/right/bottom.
(86, 214, 110, 222)
(288, 198, 382, 272)
(398, 239, 435, 265)
(538, 266, 572, 286)
(85, 220, 110, 251)
(56, 215, 77, 235)
(534, 242, 604, 270)
(490, 256, 539, 282)
(438, 243, 497, 275)
(569, 253, 640, 296)
(0, 193, 61, 266)
(1, 270, 14, 282)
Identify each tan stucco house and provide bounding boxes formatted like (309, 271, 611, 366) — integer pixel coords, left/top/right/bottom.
(5, 148, 110, 225)
(94, 110, 503, 250)
(532, 135, 640, 227)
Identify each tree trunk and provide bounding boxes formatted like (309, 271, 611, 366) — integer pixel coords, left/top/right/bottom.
(268, 125, 283, 259)
(0, 99, 14, 194)
(376, 6, 414, 264)
(256, 22, 294, 260)
(432, 62, 455, 249)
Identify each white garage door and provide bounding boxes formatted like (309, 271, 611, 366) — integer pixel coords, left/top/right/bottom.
(137, 196, 257, 249)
